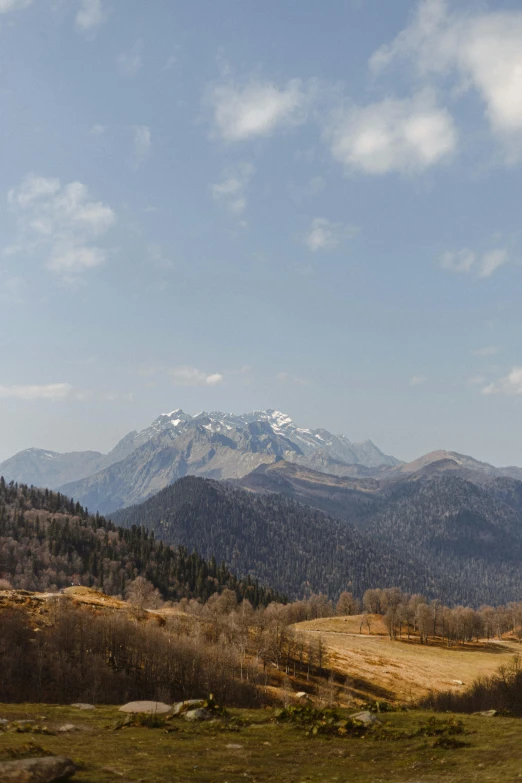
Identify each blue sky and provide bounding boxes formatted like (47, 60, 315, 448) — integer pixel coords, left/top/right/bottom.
(1, 0, 522, 466)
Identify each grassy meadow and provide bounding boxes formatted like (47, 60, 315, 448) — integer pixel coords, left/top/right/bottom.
(294, 615, 521, 702)
(1, 703, 522, 783)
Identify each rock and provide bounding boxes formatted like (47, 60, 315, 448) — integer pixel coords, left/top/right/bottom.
(451, 680, 464, 685)
(118, 701, 172, 715)
(59, 724, 78, 733)
(0, 755, 77, 782)
(172, 699, 204, 715)
(473, 709, 497, 717)
(70, 703, 95, 710)
(226, 743, 243, 749)
(350, 711, 379, 726)
(0, 718, 9, 727)
(295, 692, 309, 700)
(183, 708, 213, 722)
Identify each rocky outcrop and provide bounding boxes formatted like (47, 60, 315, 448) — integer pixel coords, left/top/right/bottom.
(0, 756, 76, 782)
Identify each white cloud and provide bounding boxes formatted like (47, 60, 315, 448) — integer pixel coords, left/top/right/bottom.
(169, 367, 224, 387)
(482, 367, 522, 396)
(131, 125, 152, 167)
(209, 78, 309, 141)
(0, 383, 74, 401)
(211, 162, 254, 215)
(6, 174, 115, 275)
(0, 0, 32, 13)
(76, 0, 105, 31)
(371, 0, 522, 159)
(409, 375, 427, 386)
(479, 249, 508, 278)
(91, 123, 105, 136)
(118, 42, 143, 77)
(328, 91, 457, 175)
(440, 247, 508, 278)
(440, 248, 476, 274)
(305, 217, 358, 252)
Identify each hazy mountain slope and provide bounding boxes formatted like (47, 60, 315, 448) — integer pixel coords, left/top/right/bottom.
(387, 450, 522, 482)
(0, 448, 107, 488)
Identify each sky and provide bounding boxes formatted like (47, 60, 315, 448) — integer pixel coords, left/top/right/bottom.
(1, 0, 522, 466)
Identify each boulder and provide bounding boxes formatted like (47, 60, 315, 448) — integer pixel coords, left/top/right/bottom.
(0, 718, 9, 727)
(0, 755, 77, 782)
(295, 692, 309, 700)
(350, 711, 378, 726)
(473, 709, 497, 717)
(70, 703, 95, 710)
(59, 724, 78, 733)
(172, 700, 204, 716)
(119, 701, 172, 715)
(183, 708, 213, 722)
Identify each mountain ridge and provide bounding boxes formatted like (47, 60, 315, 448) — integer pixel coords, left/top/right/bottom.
(0, 408, 400, 512)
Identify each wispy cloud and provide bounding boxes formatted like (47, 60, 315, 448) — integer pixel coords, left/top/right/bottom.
(482, 367, 522, 396)
(146, 243, 174, 270)
(277, 372, 310, 386)
(118, 41, 143, 77)
(370, 0, 522, 161)
(328, 90, 457, 175)
(91, 123, 105, 136)
(131, 125, 152, 167)
(211, 162, 255, 215)
(441, 247, 508, 278)
(169, 367, 224, 387)
(208, 78, 310, 141)
(469, 375, 486, 386)
(0, 0, 32, 14)
(409, 375, 427, 386)
(471, 346, 500, 358)
(76, 0, 105, 32)
(0, 383, 74, 401)
(305, 217, 359, 252)
(6, 173, 116, 276)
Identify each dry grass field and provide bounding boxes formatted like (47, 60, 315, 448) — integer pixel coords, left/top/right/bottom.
(294, 615, 521, 703)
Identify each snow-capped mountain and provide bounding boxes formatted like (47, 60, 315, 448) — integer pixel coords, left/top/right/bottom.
(0, 408, 400, 513)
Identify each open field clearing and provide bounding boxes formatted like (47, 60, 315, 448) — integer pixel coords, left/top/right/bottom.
(294, 616, 522, 702)
(1, 704, 522, 783)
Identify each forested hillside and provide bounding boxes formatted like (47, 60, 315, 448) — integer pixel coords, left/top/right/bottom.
(111, 477, 452, 602)
(112, 476, 522, 605)
(0, 477, 282, 606)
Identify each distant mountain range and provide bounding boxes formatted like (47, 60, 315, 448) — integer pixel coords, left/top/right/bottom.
(3, 406, 522, 605)
(0, 408, 400, 513)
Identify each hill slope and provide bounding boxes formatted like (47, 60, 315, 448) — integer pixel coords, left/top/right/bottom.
(110, 475, 522, 604)
(0, 478, 280, 606)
